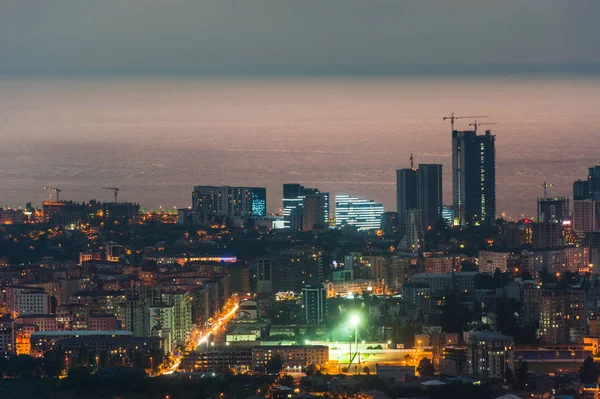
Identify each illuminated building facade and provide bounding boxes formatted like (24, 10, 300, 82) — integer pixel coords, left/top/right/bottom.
(466, 332, 514, 379)
(334, 195, 384, 230)
(539, 289, 585, 344)
(282, 184, 329, 230)
(192, 186, 267, 222)
(452, 129, 496, 226)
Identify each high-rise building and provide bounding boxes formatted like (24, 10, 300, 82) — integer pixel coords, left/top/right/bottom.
(418, 164, 443, 229)
(302, 194, 329, 231)
(573, 166, 600, 208)
(537, 197, 569, 224)
(466, 332, 514, 379)
(335, 195, 384, 230)
(539, 289, 585, 344)
(192, 186, 267, 222)
(302, 284, 327, 325)
(380, 211, 399, 236)
(254, 257, 274, 294)
(402, 209, 424, 253)
(573, 179, 590, 201)
(452, 129, 496, 226)
(282, 184, 328, 230)
(573, 199, 600, 238)
(396, 168, 418, 235)
(589, 166, 600, 198)
(532, 222, 564, 249)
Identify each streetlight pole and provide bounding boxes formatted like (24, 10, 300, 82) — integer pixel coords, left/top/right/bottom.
(349, 314, 360, 372)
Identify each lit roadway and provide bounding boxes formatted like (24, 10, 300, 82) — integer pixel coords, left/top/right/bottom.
(163, 301, 241, 375)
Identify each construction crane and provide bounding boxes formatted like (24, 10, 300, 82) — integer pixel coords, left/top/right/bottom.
(102, 187, 120, 202)
(43, 186, 62, 201)
(443, 112, 487, 131)
(542, 181, 553, 197)
(469, 121, 497, 132)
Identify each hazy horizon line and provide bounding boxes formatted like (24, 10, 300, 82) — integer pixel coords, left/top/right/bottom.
(2, 63, 600, 79)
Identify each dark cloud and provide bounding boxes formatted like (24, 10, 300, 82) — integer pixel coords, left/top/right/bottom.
(1, 0, 599, 74)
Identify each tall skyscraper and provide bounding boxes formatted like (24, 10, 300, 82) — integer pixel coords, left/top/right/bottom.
(418, 164, 443, 229)
(192, 186, 267, 221)
(396, 168, 418, 235)
(452, 129, 496, 226)
(282, 184, 329, 230)
(335, 195, 384, 230)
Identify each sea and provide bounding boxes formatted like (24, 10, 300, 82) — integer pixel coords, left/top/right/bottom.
(0, 76, 599, 220)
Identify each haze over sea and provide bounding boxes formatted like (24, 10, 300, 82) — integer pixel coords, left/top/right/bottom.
(0, 76, 599, 219)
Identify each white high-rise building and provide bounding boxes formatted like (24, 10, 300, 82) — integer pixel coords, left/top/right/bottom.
(335, 195, 384, 231)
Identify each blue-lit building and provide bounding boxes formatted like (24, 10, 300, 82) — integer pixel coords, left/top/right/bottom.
(335, 195, 384, 231)
(192, 186, 267, 221)
(442, 205, 455, 226)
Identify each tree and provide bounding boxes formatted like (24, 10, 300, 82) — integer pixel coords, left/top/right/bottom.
(278, 374, 295, 387)
(305, 363, 318, 376)
(580, 356, 600, 384)
(516, 361, 528, 388)
(417, 358, 434, 377)
(505, 368, 514, 384)
(266, 355, 283, 374)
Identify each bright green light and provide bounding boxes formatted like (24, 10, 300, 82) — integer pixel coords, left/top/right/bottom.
(350, 314, 360, 326)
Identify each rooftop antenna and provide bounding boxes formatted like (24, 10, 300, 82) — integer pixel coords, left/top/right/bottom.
(102, 187, 120, 202)
(410, 153, 414, 169)
(443, 112, 487, 131)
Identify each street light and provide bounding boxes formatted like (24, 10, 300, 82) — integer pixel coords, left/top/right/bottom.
(349, 314, 360, 368)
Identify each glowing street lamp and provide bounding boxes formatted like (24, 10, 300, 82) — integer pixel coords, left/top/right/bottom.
(349, 314, 360, 365)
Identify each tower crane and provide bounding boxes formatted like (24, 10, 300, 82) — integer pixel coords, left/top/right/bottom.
(443, 112, 487, 131)
(542, 181, 553, 198)
(43, 187, 62, 201)
(469, 121, 497, 132)
(102, 187, 120, 202)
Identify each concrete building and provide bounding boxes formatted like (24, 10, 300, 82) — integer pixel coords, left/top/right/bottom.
(573, 199, 600, 238)
(192, 186, 267, 222)
(401, 209, 423, 253)
(255, 257, 274, 294)
(532, 222, 563, 249)
(452, 129, 496, 226)
(253, 345, 329, 372)
(537, 197, 569, 224)
(466, 332, 513, 379)
(424, 254, 462, 274)
(302, 285, 327, 325)
(282, 184, 329, 230)
(412, 272, 478, 294)
(0, 317, 14, 355)
(478, 251, 511, 273)
(17, 291, 51, 316)
(539, 289, 585, 344)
